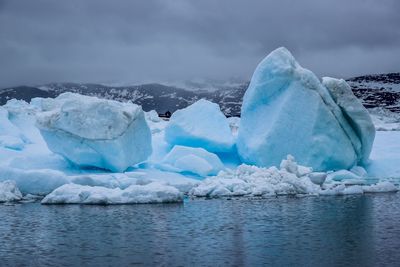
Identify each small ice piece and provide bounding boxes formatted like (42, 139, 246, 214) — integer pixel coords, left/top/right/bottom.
(36, 93, 152, 172)
(165, 99, 234, 153)
(320, 184, 364, 195)
(145, 110, 161, 123)
(161, 145, 224, 177)
(0, 180, 23, 202)
(343, 185, 364, 195)
(41, 182, 183, 204)
(227, 117, 240, 136)
(326, 170, 363, 182)
(362, 181, 398, 193)
(350, 166, 368, 178)
(308, 172, 327, 185)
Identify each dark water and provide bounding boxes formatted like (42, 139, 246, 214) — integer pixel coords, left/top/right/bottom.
(1, 194, 400, 267)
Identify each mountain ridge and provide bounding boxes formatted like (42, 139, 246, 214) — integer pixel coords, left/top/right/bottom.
(1, 73, 399, 116)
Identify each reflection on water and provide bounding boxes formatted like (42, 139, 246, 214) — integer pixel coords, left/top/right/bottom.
(1, 194, 400, 266)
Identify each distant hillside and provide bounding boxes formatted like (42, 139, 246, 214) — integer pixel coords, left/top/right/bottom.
(347, 73, 400, 112)
(1, 73, 399, 116)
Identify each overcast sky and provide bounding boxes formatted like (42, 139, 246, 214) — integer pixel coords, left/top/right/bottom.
(0, 0, 399, 88)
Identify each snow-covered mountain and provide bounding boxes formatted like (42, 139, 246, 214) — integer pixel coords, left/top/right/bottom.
(0, 73, 399, 116)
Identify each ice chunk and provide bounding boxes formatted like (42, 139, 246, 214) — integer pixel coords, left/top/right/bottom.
(237, 47, 373, 171)
(0, 180, 23, 202)
(362, 181, 398, 193)
(227, 117, 240, 136)
(41, 182, 183, 204)
(145, 110, 161, 123)
(350, 166, 368, 178)
(321, 182, 398, 195)
(165, 99, 234, 153)
(320, 184, 364, 195)
(36, 93, 152, 172)
(161, 145, 224, 177)
(190, 157, 320, 198)
(326, 170, 363, 182)
(0, 166, 69, 195)
(308, 172, 327, 185)
(323, 77, 375, 164)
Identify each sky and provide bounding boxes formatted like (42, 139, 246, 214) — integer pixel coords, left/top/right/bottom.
(0, 0, 399, 88)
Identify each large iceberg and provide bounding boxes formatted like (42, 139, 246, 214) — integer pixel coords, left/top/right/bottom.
(237, 47, 375, 171)
(36, 93, 152, 172)
(165, 99, 234, 153)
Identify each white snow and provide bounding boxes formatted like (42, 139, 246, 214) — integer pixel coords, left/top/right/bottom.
(237, 47, 374, 171)
(165, 99, 235, 153)
(41, 182, 183, 204)
(160, 145, 224, 177)
(36, 93, 152, 172)
(0, 180, 23, 202)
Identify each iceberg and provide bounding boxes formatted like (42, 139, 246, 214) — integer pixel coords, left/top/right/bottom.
(161, 145, 224, 177)
(36, 93, 152, 172)
(237, 47, 375, 171)
(41, 182, 183, 204)
(165, 99, 234, 153)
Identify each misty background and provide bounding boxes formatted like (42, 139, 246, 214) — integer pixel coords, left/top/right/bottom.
(0, 0, 399, 88)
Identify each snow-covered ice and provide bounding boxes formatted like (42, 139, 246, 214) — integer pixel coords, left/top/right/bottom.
(36, 93, 152, 172)
(41, 182, 183, 204)
(237, 47, 374, 171)
(160, 145, 224, 177)
(165, 99, 235, 153)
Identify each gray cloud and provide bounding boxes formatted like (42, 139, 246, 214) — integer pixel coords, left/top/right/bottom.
(0, 0, 399, 88)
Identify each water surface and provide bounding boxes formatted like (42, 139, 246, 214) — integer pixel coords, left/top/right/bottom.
(1, 194, 400, 266)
